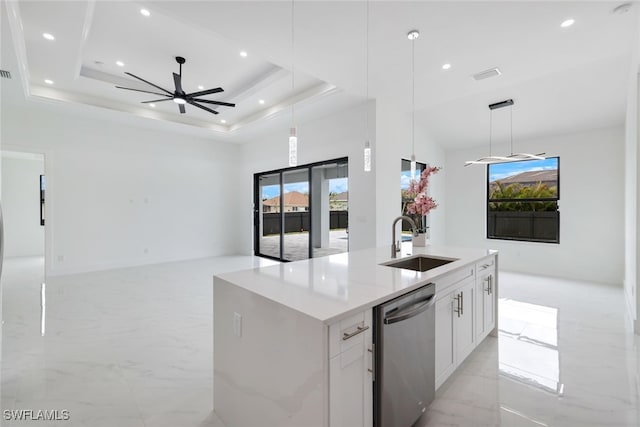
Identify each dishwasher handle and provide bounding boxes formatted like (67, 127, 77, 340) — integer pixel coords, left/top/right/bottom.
(383, 294, 436, 325)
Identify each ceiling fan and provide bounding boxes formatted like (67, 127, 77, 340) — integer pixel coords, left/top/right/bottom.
(115, 56, 235, 115)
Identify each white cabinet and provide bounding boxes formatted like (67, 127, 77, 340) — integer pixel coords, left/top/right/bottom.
(435, 289, 456, 385)
(435, 275, 476, 389)
(329, 310, 373, 427)
(455, 278, 476, 363)
(475, 258, 496, 341)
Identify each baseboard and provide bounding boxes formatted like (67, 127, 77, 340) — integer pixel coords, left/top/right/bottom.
(45, 252, 224, 277)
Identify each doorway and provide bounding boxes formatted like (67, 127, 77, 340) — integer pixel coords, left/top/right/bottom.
(254, 158, 348, 262)
(1, 151, 46, 264)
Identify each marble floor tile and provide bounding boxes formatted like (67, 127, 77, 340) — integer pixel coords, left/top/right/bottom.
(418, 271, 640, 427)
(1, 256, 276, 427)
(2, 258, 639, 426)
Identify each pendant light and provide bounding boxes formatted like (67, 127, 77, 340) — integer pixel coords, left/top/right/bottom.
(408, 30, 419, 180)
(363, 0, 372, 172)
(465, 99, 545, 166)
(288, 0, 298, 167)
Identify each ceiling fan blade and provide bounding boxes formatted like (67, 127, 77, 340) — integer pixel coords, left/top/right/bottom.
(187, 100, 219, 115)
(173, 72, 184, 94)
(124, 72, 173, 95)
(141, 98, 175, 104)
(116, 86, 173, 98)
(186, 87, 223, 97)
(191, 98, 236, 108)
(178, 103, 186, 114)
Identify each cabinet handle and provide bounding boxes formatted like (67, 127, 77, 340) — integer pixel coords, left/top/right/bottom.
(460, 291, 464, 316)
(489, 275, 492, 295)
(367, 345, 375, 380)
(484, 276, 490, 294)
(453, 294, 461, 317)
(342, 325, 369, 341)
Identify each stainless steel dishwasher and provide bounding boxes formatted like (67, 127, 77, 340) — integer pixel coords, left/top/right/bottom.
(374, 283, 436, 427)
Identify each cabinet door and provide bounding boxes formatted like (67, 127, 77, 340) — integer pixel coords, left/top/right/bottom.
(455, 279, 476, 363)
(483, 273, 495, 333)
(329, 311, 372, 427)
(475, 276, 487, 339)
(435, 291, 456, 389)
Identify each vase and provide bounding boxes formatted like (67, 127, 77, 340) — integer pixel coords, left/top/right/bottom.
(413, 232, 428, 247)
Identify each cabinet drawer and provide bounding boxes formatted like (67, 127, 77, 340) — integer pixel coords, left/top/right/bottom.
(476, 256, 495, 273)
(435, 266, 475, 297)
(329, 311, 371, 358)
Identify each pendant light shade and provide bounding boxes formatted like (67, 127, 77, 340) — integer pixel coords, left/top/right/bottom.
(364, 140, 371, 172)
(289, 127, 298, 167)
(465, 99, 545, 166)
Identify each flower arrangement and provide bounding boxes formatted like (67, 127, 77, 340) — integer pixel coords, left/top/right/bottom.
(403, 166, 441, 233)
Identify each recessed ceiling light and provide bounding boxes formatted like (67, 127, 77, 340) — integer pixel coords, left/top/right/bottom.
(560, 18, 575, 28)
(116, 60, 125, 67)
(140, 9, 150, 17)
(198, 85, 204, 90)
(240, 51, 248, 58)
(42, 33, 55, 41)
(44, 79, 53, 85)
(221, 119, 227, 124)
(442, 63, 451, 70)
(259, 99, 265, 104)
(149, 103, 156, 108)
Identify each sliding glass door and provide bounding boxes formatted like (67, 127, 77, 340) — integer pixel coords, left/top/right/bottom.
(256, 172, 281, 259)
(254, 158, 348, 262)
(282, 168, 310, 261)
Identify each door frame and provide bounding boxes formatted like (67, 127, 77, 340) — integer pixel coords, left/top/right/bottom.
(1, 145, 52, 276)
(253, 157, 348, 262)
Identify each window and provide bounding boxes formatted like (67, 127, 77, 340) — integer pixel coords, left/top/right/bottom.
(487, 157, 559, 243)
(401, 159, 426, 234)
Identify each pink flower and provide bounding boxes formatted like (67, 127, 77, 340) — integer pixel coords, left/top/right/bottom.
(406, 166, 441, 216)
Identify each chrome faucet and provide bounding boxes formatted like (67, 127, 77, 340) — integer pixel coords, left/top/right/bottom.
(391, 215, 418, 258)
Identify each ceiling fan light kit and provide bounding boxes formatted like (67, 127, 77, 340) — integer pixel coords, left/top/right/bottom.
(115, 56, 236, 116)
(464, 98, 545, 166)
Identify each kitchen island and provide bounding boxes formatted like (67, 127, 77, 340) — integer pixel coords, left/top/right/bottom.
(213, 244, 498, 427)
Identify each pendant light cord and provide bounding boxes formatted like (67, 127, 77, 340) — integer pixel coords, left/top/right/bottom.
(411, 34, 415, 158)
(291, 0, 295, 125)
(365, 0, 369, 141)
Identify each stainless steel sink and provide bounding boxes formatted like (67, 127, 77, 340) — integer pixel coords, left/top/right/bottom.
(381, 255, 457, 272)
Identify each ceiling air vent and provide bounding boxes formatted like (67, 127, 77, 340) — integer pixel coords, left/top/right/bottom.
(0, 70, 12, 79)
(472, 67, 501, 81)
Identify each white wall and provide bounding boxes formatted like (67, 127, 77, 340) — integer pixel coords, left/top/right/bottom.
(238, 101, 377, 254)
(625, 6, 640, 331)
(1, 102, 242, 276)
(375, 101, 447, 247)
(445, 126, 625, 285)
(0, 154, 45, 257)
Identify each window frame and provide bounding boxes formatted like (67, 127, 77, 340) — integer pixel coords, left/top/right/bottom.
(486, 157, 560, 244)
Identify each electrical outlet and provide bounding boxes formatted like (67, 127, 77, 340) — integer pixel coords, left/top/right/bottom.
(57, 255, 64, 262)
(144, 248, 149, 254)
(233, 312, 242, 337)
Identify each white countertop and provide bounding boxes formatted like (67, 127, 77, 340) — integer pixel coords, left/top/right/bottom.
(214, 244, 497, 325)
